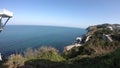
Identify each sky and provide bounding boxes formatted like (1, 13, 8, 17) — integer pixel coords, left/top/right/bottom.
(0, 0, 120, 28)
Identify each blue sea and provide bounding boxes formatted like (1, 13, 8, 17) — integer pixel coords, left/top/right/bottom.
(0, 25, 86, 56)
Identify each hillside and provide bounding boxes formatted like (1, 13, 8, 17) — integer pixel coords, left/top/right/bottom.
(0, 23, 120, 68)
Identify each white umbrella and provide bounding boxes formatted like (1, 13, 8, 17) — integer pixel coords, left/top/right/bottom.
(0, 9, 13, 32)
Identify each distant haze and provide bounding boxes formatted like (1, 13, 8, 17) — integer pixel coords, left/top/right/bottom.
(0, 0, 120, 28)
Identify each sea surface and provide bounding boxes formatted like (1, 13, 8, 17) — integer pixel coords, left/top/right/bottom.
(0, 25, 86, 56)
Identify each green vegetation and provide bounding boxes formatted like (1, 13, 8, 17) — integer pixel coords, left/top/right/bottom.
(1, 42, 120, 68)
(23, 46, 64, 62)
(63, 46, 94, 59)
(2, 46, 65, 68)
(0, 24, 120, 68)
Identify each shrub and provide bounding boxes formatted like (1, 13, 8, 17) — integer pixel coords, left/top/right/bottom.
(111, 34, 120, 41)
(5, 54, 25, 68)
(63, 46, 95, 59)
(23, 48, 36, 60)
(35, 46, 64, 61)
(5, 46, 65, 68)
(24, 46, 65, 62)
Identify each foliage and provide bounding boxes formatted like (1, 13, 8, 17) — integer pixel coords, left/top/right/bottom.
(74, 48, 120, 68)
(20, 47, 120, 68)
(63, 46, 94, 59)
(111, 34, 120, 41)
(34, 46, 65, 61)
(5, 54, 25, 68)
(23, 48, 35, 59)
(23, 46, 65, 62)
(3, 46, 64, 68)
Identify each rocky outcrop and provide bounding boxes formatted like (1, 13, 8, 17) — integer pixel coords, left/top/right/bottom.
(63, 35, 92, 51)
(85, 35, 92, 42)
(63, 44, 82, 52)
(103, 34, 113, 42)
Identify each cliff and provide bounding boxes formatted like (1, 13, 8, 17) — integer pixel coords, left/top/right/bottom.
(64, 23, 120, 51)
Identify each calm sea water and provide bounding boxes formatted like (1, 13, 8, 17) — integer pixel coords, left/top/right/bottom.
(0, 25, 86, 56)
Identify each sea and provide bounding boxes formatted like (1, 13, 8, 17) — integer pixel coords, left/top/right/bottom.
(0, 25, 86, 56)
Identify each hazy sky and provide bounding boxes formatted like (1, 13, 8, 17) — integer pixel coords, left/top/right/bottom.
(0, 0, 120, 28)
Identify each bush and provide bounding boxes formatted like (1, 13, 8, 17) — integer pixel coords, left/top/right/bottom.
(63, 46, 95, 59)
(35, 46, 65, 61)
(4, 46, 65, 68)
(24, 48, 36, 59)
(111, 34, 120, 41)
(24, 46, 65, 62)
(5, 54, 25, 68)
